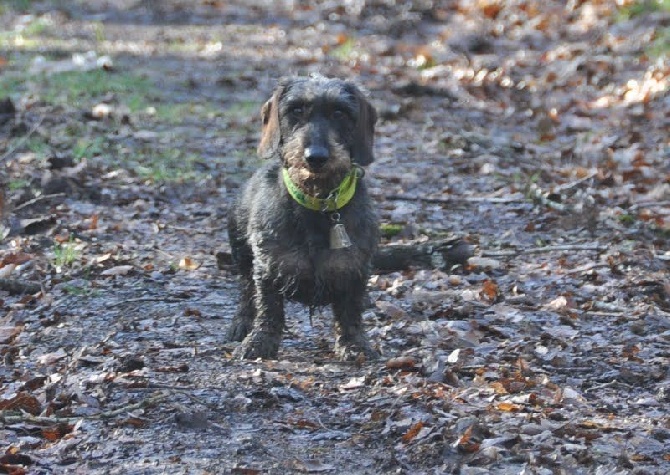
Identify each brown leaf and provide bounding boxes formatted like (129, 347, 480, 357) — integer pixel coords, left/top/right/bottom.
(497, 401, 522, 412)
(453, 425, 480, 453)
(291, 418, 319, 430)
(184, 307, 202, 317)
(401, 421, 424, 443)
(19, 376, 47, 392)
(478, 0, 502, 19)
(0, 393, 41, 415)
(119, 417, 147, 428)
(480, 279, 500, 303)
(0, 253, 33, 266)
(385, 356, 416, 370)
(41, 423, 74, 441)
(0, 326, 22, 345)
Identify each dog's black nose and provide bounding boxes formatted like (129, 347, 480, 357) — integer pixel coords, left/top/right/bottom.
(304, 146, 329, 168)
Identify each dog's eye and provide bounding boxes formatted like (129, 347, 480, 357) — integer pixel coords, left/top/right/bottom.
(290, 106, 304, 116)
(332, 109, 346, 119)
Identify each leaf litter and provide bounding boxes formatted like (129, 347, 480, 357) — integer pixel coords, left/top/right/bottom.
(0, 0, 669, 474)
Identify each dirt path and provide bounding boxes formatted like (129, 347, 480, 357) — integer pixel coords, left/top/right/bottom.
(1, 1, 669, 474)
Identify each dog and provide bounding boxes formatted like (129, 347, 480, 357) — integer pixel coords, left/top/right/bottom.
(226, 75, 379, 361)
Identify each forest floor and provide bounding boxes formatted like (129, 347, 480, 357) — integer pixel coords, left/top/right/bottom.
(0, 1, 669, 474)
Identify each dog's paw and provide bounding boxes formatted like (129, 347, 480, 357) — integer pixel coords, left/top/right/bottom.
(233, 330, 281, 360)
(334, 336, 380, 362)
(226, 317, 253, 342)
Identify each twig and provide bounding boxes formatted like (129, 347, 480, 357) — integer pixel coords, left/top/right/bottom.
(584, 380, 633, 393)
(12, 193, 66, 212)
(480, 243, 603, 258)
(125, 383, 194, 391)
(0, 114, 46, 163)
(585, 301, 625, 313)
(385, 194, 525, 205)
(628, 200, 670, 211)
(108, 297, 187, 307)
(98, 392, 169, 419)
(552, 171, 597, 193)
(0, 412, 81, 425)
(0, 393, 169, 425)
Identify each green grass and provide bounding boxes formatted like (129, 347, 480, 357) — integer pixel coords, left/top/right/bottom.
(331, 38, 356, 61)
(8, 179, 29, 191)
(649, 27, 670, 57)
(225, 100, 260, 121)
(15, 136, 51, 162)
(132, 149, 206, 183)
(39, 70, 152, 108)
(0, 74, 25, 99)
(53, 240, 80, 268)
(62, 283, 98, 297)
(617, 0, 670, 20)
(618, 213, 636, 226)
(616, 1, 670, 56)
(0, 14, 51, 46)
(154, 102, 223, 124)
(380, 223, 404, 238)
(0, 0, 37, 13)
(2, 67, 153, 110)
(73, 137, 106, 161)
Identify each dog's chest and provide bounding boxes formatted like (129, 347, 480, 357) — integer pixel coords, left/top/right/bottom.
(262, 236, 367, 304)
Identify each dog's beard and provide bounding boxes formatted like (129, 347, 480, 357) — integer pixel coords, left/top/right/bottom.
(282, 138, 351, 197)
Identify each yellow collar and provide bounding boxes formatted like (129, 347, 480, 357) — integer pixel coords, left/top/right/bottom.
(281, 166, 363, 212)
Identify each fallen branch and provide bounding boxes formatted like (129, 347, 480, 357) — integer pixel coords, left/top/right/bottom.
(372, 238, 474, 273)
(0, 278, 42, 295)
(218, 238, 475, 274)
(12, 193, 66, 212)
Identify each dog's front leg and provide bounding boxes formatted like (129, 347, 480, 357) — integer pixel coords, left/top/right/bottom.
(332, 289, 379, 361)
(233, 275, 285, 360)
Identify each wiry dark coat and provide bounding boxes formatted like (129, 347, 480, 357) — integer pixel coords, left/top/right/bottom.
(227, 76, 379, 360)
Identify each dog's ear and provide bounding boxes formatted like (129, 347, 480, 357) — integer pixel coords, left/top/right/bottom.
(350, 86, 377, 165)
(257, 85, 284, 160)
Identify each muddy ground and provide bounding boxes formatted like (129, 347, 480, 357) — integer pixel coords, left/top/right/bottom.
(0, 1, 669, 474)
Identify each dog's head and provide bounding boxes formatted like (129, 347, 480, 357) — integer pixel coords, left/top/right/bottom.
(258, 75, 377, 194)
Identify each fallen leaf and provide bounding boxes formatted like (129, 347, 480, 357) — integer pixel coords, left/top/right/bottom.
(179, 257, 200, 271)
(42, 423, 74, 441)
(339, 377, 365, 391)
(0, 326, 22, 344)
(453, 425, 480, 453)
(480, 279, 500, 303)
(101, 265, 133, 276)
(0, 392, 41, 415)
(402, 421, 424, 443)
(496, 401, 522, 412)
(37, 348, 67, 365)
(385, 356, 416, 370)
